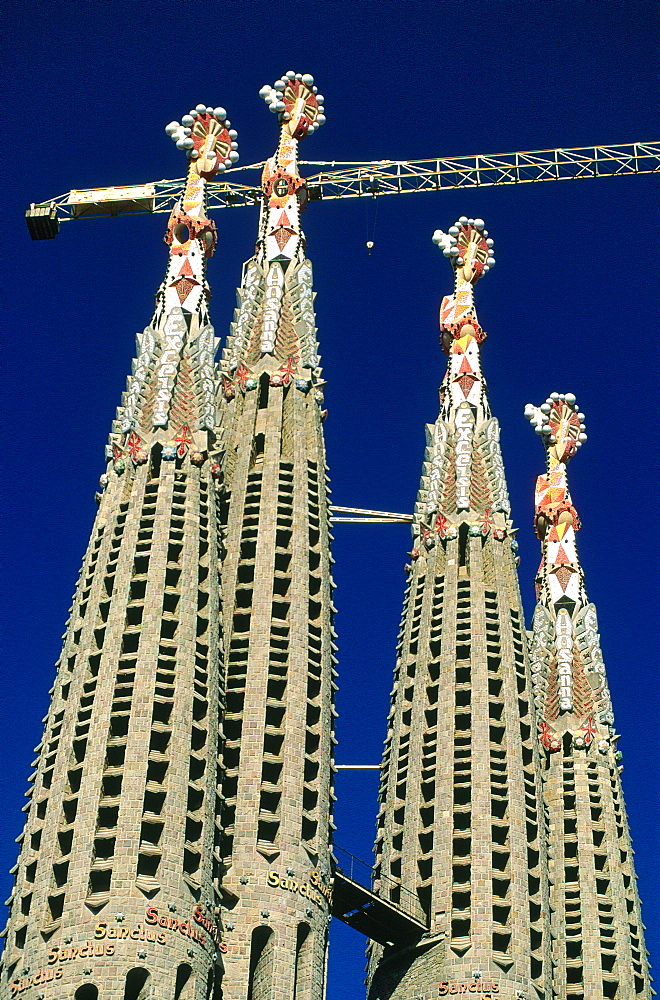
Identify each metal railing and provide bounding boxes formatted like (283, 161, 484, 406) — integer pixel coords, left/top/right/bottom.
(332, 844, 424, 924)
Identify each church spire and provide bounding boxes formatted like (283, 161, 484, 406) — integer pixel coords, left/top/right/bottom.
(221, 72, 324, 382)
(415, 219, 509, 548)
(524, 394, 610, 744)
(212, 76, 336, 998)
(109, 106, 237, 471)
(526, 395, 652, 997)
(1, 108, 236, 998)
(368, 222, 551, 999)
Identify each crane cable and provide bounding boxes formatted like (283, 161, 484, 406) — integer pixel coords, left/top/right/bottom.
(365, 190, 379, 255)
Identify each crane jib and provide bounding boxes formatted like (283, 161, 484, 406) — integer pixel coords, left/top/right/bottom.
(25, 141, 660, 239)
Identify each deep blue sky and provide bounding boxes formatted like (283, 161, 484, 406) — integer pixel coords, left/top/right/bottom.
(3, 1, 658, 994)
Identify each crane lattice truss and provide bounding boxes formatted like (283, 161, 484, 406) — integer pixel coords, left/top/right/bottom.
(26, 142, 660, 236)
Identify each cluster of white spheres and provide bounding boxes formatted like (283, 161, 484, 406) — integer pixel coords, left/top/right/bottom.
(258, 72, 325, 129)
(165, 107, 239, 169)
(524, 393, 587, 448)
(433, 218, 495, 271)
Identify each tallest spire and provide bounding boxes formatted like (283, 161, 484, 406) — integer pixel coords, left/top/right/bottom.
(221, 73, 325, 376)
(213, 76, 337, 999)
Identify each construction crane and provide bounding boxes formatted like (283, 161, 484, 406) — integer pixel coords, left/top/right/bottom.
(25, 141, 660, 239)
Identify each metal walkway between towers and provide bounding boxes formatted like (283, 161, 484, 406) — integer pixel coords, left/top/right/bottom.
(331, 845, 428, 945)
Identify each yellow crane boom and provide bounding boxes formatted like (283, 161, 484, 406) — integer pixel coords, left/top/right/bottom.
(26, 141, 660, 239)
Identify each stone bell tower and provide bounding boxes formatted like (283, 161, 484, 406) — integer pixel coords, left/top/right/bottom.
(367, 219, 552, 1000)
(1, 103, 239, 999)
(525, 393, 652, 999)
(211, 71, 337, 1000)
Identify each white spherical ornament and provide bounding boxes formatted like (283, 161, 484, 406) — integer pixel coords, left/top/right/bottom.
(535, 426, 543, 435)
(214, 107, 227, 120)
(312, 85, 318, 93)
(176, 139, 186, 150)
(228, 129, 238, 138)
(487, 257, 495, 266)
(577, 412, 585, 420)
(216, 162, 226, 172)
(191, 150, 200, 159)
(295, 72, 302, 79)
(432, 230, 442, 244)
(229, 150, 239, 163)
(317, 114, 326, 124)
(274, 80, 285, 91)
(483, 265, 489, 272)
(564, 392, 576, 405)
(473, 218, 485, 229)
(524, 404, 535, 418)
(311, 121, 319, 129)
(302, 73, 314, 85)
(443, 249, 451, 256)
(550, 392, 560, 400)
(286, 70, 296, 79)
(183, 127, 192, 136)
(183, 137, 194, 149)
(578, 432, 587, 442)
(259, 86, 271, 99)
(459, 216, 468, 224)
(196, 103, 206, 113)
(182, 114, 194, 126)
(316, 94, 325, 103)
(165, 121, 179, 135)
(282, 112, 291, 121)
(448, 226, 459, 235)
(486, 238, 494, 247)
(231, 141, 238, 150)
(538, 403, 550, 415)
(276, 101, 286, 111)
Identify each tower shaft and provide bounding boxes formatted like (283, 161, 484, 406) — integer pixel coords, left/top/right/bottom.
(1, 107, 235, 999)
(368, 220, 551, 999)
(210, 73, 335, 999)
(526, 395, 652, 998)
